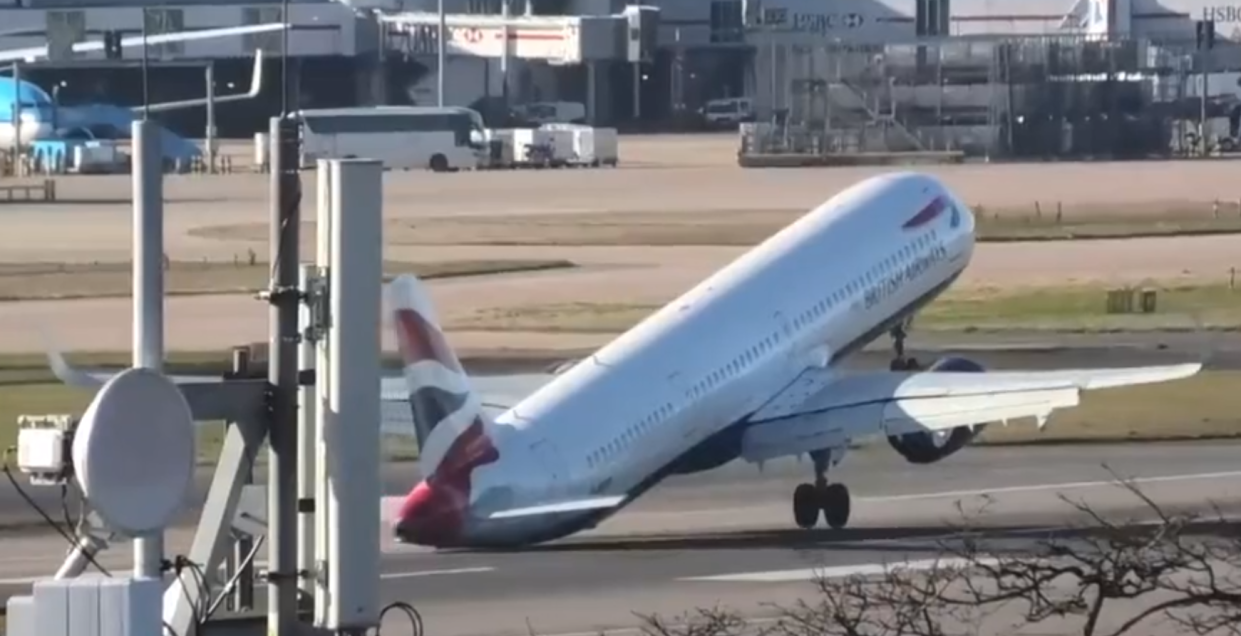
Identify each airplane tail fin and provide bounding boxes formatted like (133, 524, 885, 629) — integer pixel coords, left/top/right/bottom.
(387, 274, 493, 477)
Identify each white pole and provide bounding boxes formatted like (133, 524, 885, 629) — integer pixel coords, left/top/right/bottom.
(501, 0, 509, 100)
(437, 0, 446, 106)
(312, 158, 333, 628)
(131, 118, 165, 579)
(323, 159, 383, 630)
(296, 263, 317, 602)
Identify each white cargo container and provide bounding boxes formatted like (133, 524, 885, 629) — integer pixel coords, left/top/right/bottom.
(539, 124, 619, 167)
(574, 127, 618, 167)
(482, 128, 517, 168)
(511, 128, 557, 167)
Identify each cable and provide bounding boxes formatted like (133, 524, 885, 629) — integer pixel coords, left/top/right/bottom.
(162, 554, 212, 634)
(1, 460, 112, 577)
(204, 533, 266, 620)
(375, 601, 424, 636)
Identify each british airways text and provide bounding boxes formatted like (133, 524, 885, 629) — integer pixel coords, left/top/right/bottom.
(863, 243, 950, 310)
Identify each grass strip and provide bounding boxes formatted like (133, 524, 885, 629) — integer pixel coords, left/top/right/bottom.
(449, 283, 1241, 334)
(0, 259, 576, 302)
(188, 206, 1241, 247)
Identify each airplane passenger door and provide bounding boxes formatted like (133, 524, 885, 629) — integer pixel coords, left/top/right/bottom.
(529, 438, 569, 498)
(774, 310, 795, 356)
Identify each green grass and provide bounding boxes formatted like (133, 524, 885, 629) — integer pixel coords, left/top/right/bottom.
(976, 370, 1241, 445)
(0, 381, 421, 465)
(0, 258, 576, 302)
(920, 283, 1241, 332)
(0, 349, 421, 464)
(188, 205, 1241, 248)
(450, 283, 1241, 334)
(0, 367, 1237, 463)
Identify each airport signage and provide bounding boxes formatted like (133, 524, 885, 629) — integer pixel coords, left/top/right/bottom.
(1203, 5, 1241, 22)
(760, 8, 865, 32)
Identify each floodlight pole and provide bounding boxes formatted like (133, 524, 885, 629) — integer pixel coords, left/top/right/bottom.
(11, 62, 22, 174)
(131, 118, 165, 580)
(266, 115, 302, 636)
(437, 0, 446, 106)
(141, 10, 150, 120)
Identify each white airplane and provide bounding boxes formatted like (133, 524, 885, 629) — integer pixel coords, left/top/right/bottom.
(50, 172, 1202, 549)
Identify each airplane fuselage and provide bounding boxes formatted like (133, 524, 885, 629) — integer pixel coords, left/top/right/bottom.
(396, 172, 977, 548)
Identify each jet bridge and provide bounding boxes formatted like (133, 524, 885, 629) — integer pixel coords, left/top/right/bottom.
(379, 5, 659, 64)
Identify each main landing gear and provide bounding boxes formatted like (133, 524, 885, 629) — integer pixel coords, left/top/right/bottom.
(792, 450, 851, 530)
(889, 323, 923, 371)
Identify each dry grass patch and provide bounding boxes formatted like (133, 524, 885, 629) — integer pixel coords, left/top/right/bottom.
(0, 259, 576, 301)
(188, 204, 1241, 248)
(448, 283, 1241, 334)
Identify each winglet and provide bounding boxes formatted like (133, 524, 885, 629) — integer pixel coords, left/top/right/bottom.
(245, 49, 265, 99)
(45, 346, 104, 388)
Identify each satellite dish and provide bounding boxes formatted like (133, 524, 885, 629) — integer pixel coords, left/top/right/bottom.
(72, 367, 196, 536)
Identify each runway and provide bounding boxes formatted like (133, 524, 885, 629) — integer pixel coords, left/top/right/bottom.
(0, 333, 1236, 532)
(1, 441, 1239, 635)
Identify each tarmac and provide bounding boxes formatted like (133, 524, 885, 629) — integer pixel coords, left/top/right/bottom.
(1, 441, 1240, 636)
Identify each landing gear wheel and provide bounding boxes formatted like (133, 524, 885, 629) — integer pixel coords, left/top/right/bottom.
(793, 483, 820, 529)
(820, 483, 851, 530)
(890, 357, 922, 371)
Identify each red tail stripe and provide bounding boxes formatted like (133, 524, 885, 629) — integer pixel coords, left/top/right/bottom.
(394, 308, 463, 372)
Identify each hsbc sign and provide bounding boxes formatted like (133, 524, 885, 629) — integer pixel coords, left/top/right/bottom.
(760, 7, 866, 32)
(1203, 5, 1241, 22)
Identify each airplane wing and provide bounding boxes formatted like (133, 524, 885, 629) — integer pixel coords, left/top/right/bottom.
(0, 24, 286, 65)
(738, 363, 1203, 464)
(45, 349, 557, 439)
(137, 50, 265, 114)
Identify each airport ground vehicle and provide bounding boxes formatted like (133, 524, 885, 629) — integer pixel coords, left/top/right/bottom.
(298, 105, 488, 171)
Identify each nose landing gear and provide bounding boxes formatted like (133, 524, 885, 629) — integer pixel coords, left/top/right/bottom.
(791, 449, 851, 530)
(889, 322, 923, 371)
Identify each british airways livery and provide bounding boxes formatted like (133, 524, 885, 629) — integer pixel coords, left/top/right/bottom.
(51, 172, 1202, 549)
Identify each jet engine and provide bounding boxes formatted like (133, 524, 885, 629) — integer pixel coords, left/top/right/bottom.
(886, 356, 989, 464)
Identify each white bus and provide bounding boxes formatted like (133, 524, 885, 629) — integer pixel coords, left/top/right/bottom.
(298, 106, 488, 172)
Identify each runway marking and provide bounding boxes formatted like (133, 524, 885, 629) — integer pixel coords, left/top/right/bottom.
(857, 470, 1241, 504)
(679, 556, 1006, 583)
(642, 469, 1241, 519)
(381, 566, 495, 579)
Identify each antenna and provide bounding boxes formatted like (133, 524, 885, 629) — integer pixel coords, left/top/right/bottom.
(71, 367, 196, 536)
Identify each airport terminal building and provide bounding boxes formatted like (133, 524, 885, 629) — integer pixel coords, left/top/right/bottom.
(0, 0, 1236, 136)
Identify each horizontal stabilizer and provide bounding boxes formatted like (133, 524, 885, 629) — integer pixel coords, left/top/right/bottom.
(486, 496, 626, 520)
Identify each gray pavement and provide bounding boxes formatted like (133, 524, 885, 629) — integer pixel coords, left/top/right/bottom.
(1, 441, 1240, 636)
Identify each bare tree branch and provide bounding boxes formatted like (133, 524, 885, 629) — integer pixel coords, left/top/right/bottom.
(626, 463, 1241, 636)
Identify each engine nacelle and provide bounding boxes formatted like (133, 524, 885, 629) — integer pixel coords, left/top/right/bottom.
(886, 356, 990, 464)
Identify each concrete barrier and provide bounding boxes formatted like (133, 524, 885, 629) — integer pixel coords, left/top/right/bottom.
(738, 150, 967, 168)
